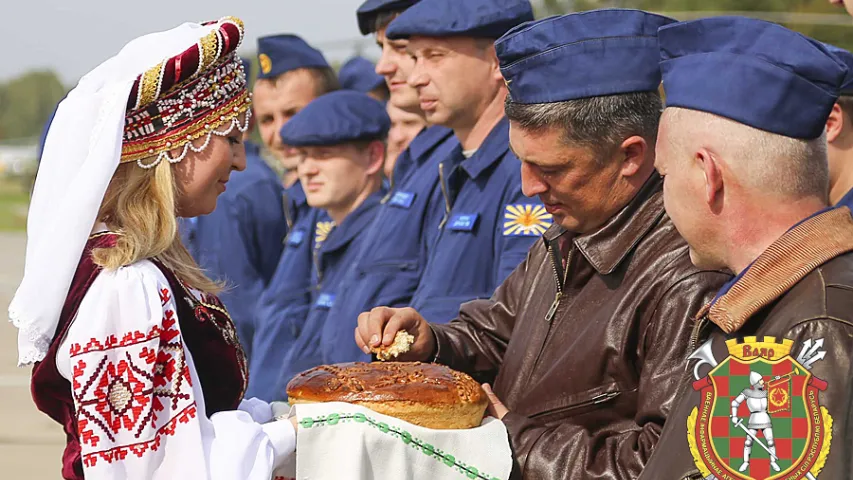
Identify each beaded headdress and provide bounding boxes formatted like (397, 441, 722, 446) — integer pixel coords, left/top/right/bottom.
(121, 16, 252, 169)
(12, 17, 256, 367)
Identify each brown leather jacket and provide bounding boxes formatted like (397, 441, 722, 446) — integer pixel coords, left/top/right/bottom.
(639, 207, 853, 480)
(429, 175, 730, 479)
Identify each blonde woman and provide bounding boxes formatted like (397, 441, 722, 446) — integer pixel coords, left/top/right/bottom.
(11, 18, 296, 479)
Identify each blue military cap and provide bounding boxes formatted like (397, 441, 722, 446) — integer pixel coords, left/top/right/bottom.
(385, 0, 534, 40)
(356, 0, 420, 35)
(280, 91, 390, 146)
(256, 34, 329, 80)
(339, 56, 385, 93)
(497, 9, 675, 104)
(659, 17, 848, 139)
(823, 43, 853, 95)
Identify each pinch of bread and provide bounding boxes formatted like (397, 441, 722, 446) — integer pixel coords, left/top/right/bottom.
(371, 331, 415, 361)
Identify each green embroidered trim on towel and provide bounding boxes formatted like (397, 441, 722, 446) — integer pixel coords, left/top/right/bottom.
(299, 412, 500, 480)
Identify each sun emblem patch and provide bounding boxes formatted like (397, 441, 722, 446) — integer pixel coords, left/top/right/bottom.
(259, 53, 272, 75)
(503, 204, 552, 236)
(314, 221, 334, 248)
(686, 336, 832, 479)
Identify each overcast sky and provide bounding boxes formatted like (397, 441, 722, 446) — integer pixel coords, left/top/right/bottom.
(5, 0, 374, 85)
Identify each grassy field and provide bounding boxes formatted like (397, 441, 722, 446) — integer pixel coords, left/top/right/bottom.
(0, 177, 29, 231)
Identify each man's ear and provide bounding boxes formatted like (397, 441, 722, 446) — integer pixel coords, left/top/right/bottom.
(826, 102, 845, 143)
(365, 140, 386, 175)
(697, 147, 723, 208)
(618, 135, 648, 178)
(483, 43, 504, 83)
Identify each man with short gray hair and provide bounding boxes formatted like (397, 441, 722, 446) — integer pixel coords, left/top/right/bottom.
(357, 9, 729, 478)
(640, 16, 853, 480)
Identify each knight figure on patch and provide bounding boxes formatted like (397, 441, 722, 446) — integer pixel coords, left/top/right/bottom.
(686, 337, 832, 480)
(730, 370, 783, 473)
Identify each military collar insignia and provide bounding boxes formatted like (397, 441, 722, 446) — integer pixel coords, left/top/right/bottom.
(314, 221, 335, 250)
(314, 189, 386, 253)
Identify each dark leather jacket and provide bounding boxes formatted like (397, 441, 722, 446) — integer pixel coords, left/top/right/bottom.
(429, 175, 730, 479)
(638, 207, 853, 480)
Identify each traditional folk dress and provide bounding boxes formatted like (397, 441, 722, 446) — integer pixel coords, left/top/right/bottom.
(30, 233, 295, 479)
(10, 17, 297, 480)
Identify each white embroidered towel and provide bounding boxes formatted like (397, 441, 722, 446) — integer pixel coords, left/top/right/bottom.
(274, 401, 512, 480)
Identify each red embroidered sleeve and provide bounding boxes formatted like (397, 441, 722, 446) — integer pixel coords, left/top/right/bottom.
(69, 284, 197, 468)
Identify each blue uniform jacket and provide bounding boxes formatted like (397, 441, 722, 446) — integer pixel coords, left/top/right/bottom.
(245, 206, 327, 401)
(390, 126, 455, 188)
(410, 117, 551, 324)
(322, 126, 457, 364)
(183, 142, 287, 359)
(277, 189, 387, 389)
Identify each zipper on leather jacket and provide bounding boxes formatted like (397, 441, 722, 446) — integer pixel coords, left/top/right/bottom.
(589, 391, 619, 405)
(531, 391, 621, 419)
(437, 162, 451, 230)
(681, 471, 703, 480)
(688, 314, 709, 354)
(545, 243, 571, 322)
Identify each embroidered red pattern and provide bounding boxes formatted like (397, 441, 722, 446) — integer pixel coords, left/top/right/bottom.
(82, 404, 197, 467)
(69, 287, 174, 358)
(70, 284, 196, 466)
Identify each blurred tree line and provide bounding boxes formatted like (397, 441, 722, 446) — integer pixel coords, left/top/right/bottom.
(539, 0, 853, 51)
(0, 70, 65, 142)
(3, 0, 853, 144)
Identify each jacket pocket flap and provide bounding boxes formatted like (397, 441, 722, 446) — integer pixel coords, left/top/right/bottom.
(526, 382, 626, 419)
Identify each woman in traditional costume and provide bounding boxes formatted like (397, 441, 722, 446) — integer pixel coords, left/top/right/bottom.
(10, 17, 296, 480)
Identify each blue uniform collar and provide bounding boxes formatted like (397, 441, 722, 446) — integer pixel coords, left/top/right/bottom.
(319, 188, 387, 254)
(836, 186, 853, 211)
(285, 181, 308, 208)
(457, 117, 510, 180)
(409, 125, 455, 164)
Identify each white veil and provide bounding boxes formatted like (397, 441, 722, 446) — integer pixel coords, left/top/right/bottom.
(10, 21, 222, 366)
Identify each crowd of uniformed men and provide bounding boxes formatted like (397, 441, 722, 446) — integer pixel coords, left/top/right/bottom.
(172, 0, 853, 477)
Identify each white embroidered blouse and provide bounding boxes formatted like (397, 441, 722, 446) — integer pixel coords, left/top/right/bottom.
(54, 259, 296, 479)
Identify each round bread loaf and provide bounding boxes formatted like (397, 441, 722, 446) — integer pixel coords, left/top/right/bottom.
(286, 362, 488, 429)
